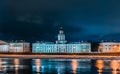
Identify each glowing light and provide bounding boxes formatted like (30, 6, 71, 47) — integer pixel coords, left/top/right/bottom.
(14, 58, 19, 74)
(110, 60, 119, 74)
(96, 60, 104, 73)
(0, 58, 3, 71)
(35, 59, 41, 73)
(71, 59, 78, 74)
(113, 45, 119, 52)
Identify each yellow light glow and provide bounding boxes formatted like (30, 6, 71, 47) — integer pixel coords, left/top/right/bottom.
(113, 45, 119, 52)
(96, 60, 104, 73)
(110, 60, 119, 74)
(71, 59, 78, 74)
(14, 58, 19, 74)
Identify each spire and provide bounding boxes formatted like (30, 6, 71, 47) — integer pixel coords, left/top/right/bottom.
(59, 26, 65, 34)
(60, 27, 63, 30)
(56, 26, 67, 44)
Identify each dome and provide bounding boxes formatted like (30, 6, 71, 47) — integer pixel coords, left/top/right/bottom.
(0, 40, 7, 44)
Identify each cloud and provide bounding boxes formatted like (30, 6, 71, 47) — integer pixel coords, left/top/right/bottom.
(16, 15, 43, 24)
(101, 33, 120, 40)
(1, 0, 120, 41)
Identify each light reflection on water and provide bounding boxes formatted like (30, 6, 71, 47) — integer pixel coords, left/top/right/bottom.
(110, 60, 120, 74)
(71, 59, 78, 74)
(14, 58, 19, 74)
(96, 60, 104, 74)
(0, 58, 119, 74)
(35, 59, 41, 73)
(95, 59, 120, 74)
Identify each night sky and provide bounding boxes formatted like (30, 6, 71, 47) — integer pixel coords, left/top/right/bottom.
(0, 0, 120, 42)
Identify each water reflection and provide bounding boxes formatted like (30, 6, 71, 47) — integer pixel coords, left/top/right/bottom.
(32, 59, 66, 74)
(71, 59, 78, 74)
(96, 60, 104, 74)
(0, 58, 31, 74)
(0, 58, 119, 74)
(14, 58, 19, 74)
(35, 59, 41, 73)
(110, 60, 120, 74)
(0, 58, 8, 73)
(0, 58, 3, 71)
(0, 58, 6, 72)
(95, 59, 120, 74)
(32, 59, 91, 74)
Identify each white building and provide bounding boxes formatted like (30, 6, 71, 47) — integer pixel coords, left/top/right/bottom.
(9, 42, 30, 53)
(32, 27, 91, 53)
(99, 42, 120, 52)
(66, 43, 91, 53)
(32, 43, 91, 53)
(0, 40, 9, 52)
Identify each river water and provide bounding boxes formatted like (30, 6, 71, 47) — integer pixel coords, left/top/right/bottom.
(0, 58, 119, 74)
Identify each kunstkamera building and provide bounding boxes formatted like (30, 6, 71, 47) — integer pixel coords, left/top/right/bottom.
(32, 27, 91, 53)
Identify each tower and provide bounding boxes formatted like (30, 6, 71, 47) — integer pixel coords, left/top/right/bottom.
(56, 27, 67, 44)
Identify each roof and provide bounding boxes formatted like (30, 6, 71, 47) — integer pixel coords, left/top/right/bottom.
(0, 40, 7, 44)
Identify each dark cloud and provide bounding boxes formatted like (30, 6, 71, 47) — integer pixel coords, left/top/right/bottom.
(0, 0, 120, 41)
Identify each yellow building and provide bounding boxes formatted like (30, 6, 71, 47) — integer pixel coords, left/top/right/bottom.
(99, 42, 120, 52)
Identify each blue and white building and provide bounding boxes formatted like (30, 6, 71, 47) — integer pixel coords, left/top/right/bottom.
(32, 27, 91, 53)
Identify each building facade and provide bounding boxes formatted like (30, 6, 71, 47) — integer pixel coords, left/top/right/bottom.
(32, 43, 91, 53)
(0, 40, 9, 52)
(98, 42, 120, 52)
(9, 42, 30, 53)
(32, 27, 91, 53)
